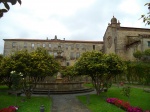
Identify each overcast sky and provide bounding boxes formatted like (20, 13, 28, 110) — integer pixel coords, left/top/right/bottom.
(0, 0, 149, 54)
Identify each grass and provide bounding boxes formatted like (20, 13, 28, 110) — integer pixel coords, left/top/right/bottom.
(77, 86, 150, 112)
(0, 85, 52, 112)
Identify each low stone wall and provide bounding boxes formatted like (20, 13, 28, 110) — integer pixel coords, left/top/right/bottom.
(35, 82, 83, 90)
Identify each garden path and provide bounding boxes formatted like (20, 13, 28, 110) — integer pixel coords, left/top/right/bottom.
(51, 91, 95, 112)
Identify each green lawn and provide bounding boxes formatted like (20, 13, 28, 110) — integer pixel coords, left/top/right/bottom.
(0, 86, 51, 112)
(77, 86, 150, 112)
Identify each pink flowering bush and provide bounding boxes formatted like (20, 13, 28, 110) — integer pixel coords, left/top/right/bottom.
(127, 106, 142, 112)
(106, 98, 149, 112)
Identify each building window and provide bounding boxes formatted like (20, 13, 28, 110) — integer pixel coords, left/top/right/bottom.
(70, 52, 75, 60)
(65, 44, 68, 50)
(43, 44, 46, 47)
(82, 45, 85, 50)
(31, 43, 34, 48)
(76, 52, 80, 59)
(148, 41, 150, 47)
(76, 44, 79, 50)
(49, 44, 51, 48)
(12, 42, 16, 48)
(60, 44, 63, 48)
(66, 62, 69, 66)
(37, 43, 40, 47)
(71, 44, 74, 50)
(93, 45, 95, 50)
(24, 42, 27, 48)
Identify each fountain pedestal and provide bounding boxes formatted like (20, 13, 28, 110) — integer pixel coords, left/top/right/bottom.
(55, 72, 63, 83)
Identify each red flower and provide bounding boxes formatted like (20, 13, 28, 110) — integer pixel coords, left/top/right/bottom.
(0, 106, 18, 112)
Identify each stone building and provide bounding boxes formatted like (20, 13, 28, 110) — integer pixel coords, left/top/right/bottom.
(103, 16, 150, 60)
(3, 17, 150, 63)
(3, 35, 103, 66)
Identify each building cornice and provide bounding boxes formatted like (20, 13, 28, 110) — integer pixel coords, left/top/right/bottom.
(119, 27, 150, 32)
(3, 38, 103, 44)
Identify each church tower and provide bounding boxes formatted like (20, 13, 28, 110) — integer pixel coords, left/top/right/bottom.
(103, 16, 120, 55)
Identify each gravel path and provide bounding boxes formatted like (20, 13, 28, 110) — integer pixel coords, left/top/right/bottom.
(51, 91, 95, 112)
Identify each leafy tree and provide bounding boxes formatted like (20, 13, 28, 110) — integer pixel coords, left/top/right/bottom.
(140, 3, 150, 25)
(74, 51, 126, 95)
(0, 0, 21, 18)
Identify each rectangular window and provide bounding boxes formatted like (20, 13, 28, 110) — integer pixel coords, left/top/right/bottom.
(37, 43, 40, 47)
(93, 45, 95, 50)
(49, 44, 51, 48)
(66, 62, 69, 66)
(24, 42, 27, 48)
(76, 44, 79, 50)
(65, 44, 68, 50)
(61, 44, 63, 48)
(71, 44, 74, 50)
(70, 52, 75, 60)
(31, 43, 34, 48)
(12, 42, 16, 48)
(43, 44, 46, 47)
(76, 52, 80, 59)
(148, 41, 150, 47)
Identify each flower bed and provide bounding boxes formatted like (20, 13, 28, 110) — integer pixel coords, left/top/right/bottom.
(0, 106, 18, 112)
(106, 98, 150, 112)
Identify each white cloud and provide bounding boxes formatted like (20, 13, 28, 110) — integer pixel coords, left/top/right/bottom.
(118, 0, 140, 15)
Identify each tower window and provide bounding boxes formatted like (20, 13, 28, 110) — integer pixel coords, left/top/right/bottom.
(148, 41, 150, 47)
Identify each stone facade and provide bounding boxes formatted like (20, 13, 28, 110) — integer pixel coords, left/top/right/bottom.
(3, 35, 103, 66)
(103, 16, 150, 60)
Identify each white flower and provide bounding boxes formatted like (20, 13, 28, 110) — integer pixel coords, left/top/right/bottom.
(11, 71, 16, 74)
(19, 72, 23, 77)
